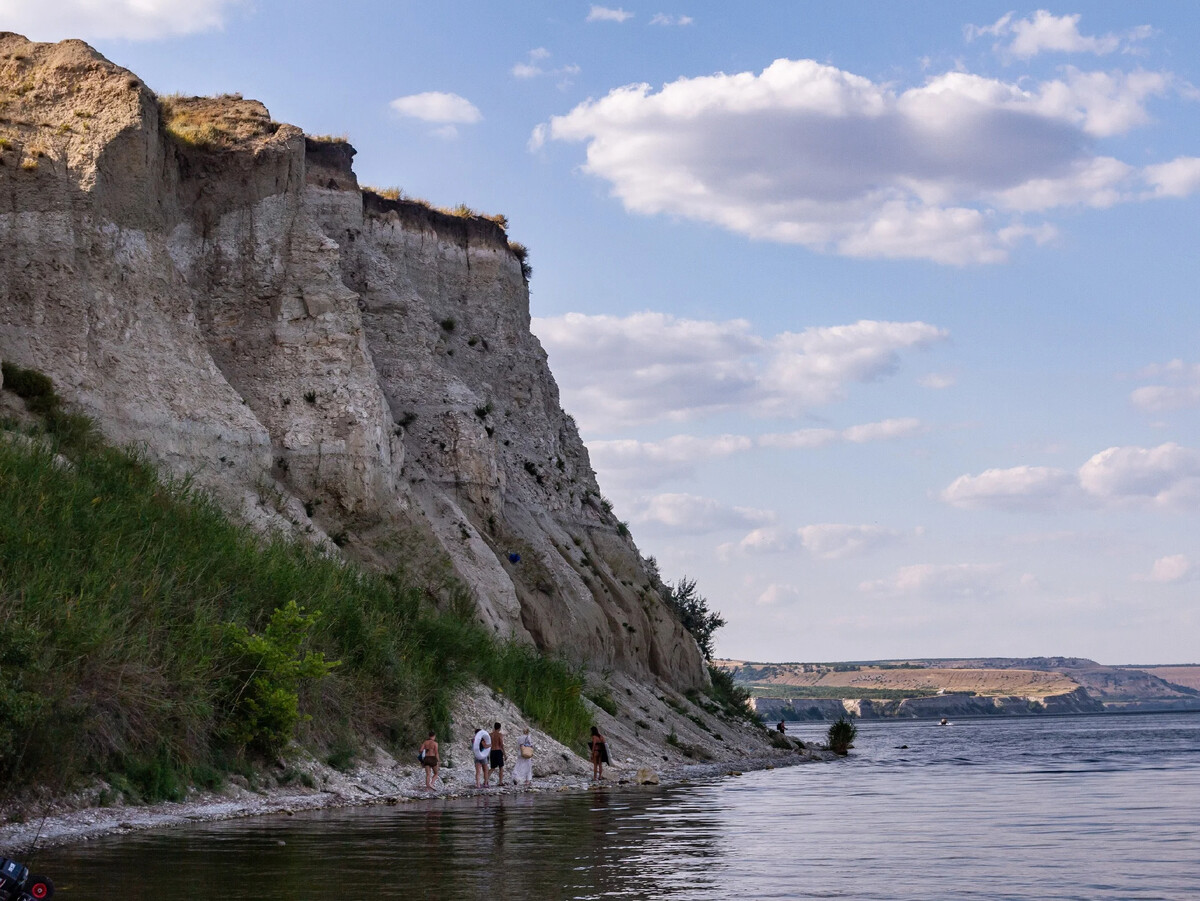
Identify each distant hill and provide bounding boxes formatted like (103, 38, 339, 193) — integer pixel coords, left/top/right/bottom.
(715, 657, 1200, 720)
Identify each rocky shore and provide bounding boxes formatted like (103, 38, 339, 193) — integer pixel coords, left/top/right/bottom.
(0, 682, 833, 852)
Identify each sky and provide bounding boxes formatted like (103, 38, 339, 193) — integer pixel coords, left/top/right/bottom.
(8, 1, 1200, 665)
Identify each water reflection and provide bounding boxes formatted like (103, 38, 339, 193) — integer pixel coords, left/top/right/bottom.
(36, 786, 724, 900)
(31, 714, 1200, 900)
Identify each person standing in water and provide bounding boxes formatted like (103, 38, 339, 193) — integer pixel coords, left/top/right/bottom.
(588, 726, 609, 782)
(512, 730, 534, 787)
(489, 722, 506, 786)
(472, 726, 491, 788)
(419, 731, 440, 792)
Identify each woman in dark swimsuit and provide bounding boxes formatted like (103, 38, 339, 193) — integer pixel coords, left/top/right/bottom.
(419, 731, 440, 791)
(588, 726, 609, 781)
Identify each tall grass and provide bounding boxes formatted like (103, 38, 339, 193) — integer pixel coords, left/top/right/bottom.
(0, 371, 590, 799)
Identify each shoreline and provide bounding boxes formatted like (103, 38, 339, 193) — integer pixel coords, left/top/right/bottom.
(0, 748, 832, 853)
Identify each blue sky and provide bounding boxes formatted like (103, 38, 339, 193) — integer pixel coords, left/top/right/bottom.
(9, 2, 1200, 663)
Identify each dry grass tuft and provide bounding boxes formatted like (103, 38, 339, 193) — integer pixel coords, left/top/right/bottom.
(158, 92, 278, 151)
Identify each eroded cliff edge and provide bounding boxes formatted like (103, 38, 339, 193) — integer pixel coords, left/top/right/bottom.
(0, 34, 707, 692)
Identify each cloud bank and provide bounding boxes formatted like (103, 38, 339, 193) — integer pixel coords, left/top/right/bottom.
(534, 312, 945, 432)
(0, 0, 244, 40)
(628, 493, 774, 534)
(536, 56, 1195, 263)
(590, 418, 924, 488)
(860, 563, 1004, 599)
(943, 443, 1200, 511)
(725, 523, 904, 560)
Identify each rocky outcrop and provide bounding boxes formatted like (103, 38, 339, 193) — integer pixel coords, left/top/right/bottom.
(0, 34, 708, 691)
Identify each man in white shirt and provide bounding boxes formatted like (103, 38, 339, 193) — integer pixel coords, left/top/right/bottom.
(472, 727, 491, 788)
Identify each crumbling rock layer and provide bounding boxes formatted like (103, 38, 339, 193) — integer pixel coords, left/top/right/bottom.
(0, 34, 708, 691)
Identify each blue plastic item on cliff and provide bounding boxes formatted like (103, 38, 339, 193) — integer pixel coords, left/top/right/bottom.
(507, 553, 521, 563)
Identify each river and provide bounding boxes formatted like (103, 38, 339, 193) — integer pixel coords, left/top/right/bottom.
(30, 712, 1200, 899)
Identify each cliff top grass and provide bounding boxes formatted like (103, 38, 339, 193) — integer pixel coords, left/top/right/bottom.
(360, 187, 531, 276)
(0, 363, 590, 802)
(157, 92, 284, 150)
(361, 185, 509, 227)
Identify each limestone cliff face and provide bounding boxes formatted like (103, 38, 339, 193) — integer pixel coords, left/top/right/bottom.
(0, 34, 708, 691)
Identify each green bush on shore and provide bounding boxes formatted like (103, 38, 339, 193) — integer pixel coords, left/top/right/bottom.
(827, 716, 858, 754)
(0, 373, 591, 800)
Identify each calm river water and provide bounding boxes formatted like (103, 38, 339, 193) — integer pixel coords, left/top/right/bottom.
(33, 712, 1200, 900)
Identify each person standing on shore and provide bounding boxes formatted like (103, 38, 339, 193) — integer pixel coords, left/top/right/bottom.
(513, 731, 534, 787)
(588, 726, 609, 782)
(489, 722, 506, 786)
(419, 731, 440, 792)
(472, 726, 491, 788)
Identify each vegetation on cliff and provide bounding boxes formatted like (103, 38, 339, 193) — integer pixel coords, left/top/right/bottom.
(0, 365, 590, 802)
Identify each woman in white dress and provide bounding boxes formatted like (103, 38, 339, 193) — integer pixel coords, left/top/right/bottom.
(512, 731, 534, 786)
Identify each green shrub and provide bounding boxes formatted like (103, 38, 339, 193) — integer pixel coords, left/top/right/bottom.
(705, 665, 759, 725)
(2, 360, 59, 415)
(586, 688, 618, 716)
(663, 578, 725, 661)
(828, 716, 857, 754)
(220, 601, 339, 756)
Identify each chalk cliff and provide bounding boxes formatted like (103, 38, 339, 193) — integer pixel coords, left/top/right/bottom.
(0, 34, 707, 691)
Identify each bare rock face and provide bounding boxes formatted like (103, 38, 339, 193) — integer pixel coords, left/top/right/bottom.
(0, 34, 708, 692)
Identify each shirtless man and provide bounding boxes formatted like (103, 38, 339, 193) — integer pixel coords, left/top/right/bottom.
(489, 722, 506, 786)
(472, 726, 491, 788)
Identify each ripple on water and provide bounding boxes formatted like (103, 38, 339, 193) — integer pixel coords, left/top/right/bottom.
(32, 712, 1200, 900)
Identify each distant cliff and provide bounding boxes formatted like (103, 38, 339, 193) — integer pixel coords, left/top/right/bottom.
(724, 657, 1200, 720)
(0, 34, 706, 692)
(753, 687, 1105, 722)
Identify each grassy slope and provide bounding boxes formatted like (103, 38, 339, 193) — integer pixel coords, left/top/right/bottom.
(0, 372, 591, 801)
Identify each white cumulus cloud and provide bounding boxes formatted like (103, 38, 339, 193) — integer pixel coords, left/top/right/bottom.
(1141, 554, 1194, 584)
(1144, 158, 1200, 198)
(587, 5, 633, 23)
(799, 524, 903, 559)
(512, 49, 581, 83)
(966, 11, 1151, 60)
(942, 465, 1081, 511)
(1131, 359, 1200, 412)
(390, 92, 482, 124)
(0, 0, 244, 40)
(536, 58, 1192, 263)
(590, 416, 925, 488)
(534, 312, 945, 432)
(650, 13, 693, 26)
(724, 523, 903, 560)
(861, 563, 1004, 599)
(842, 418, 924, 443)
(1078, 443, 1200, 507)
(943, 443, 1200, 511)
(588, 434, 753, 487)
(756, 583, 802, 606)
(628, 493, 774, 534)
